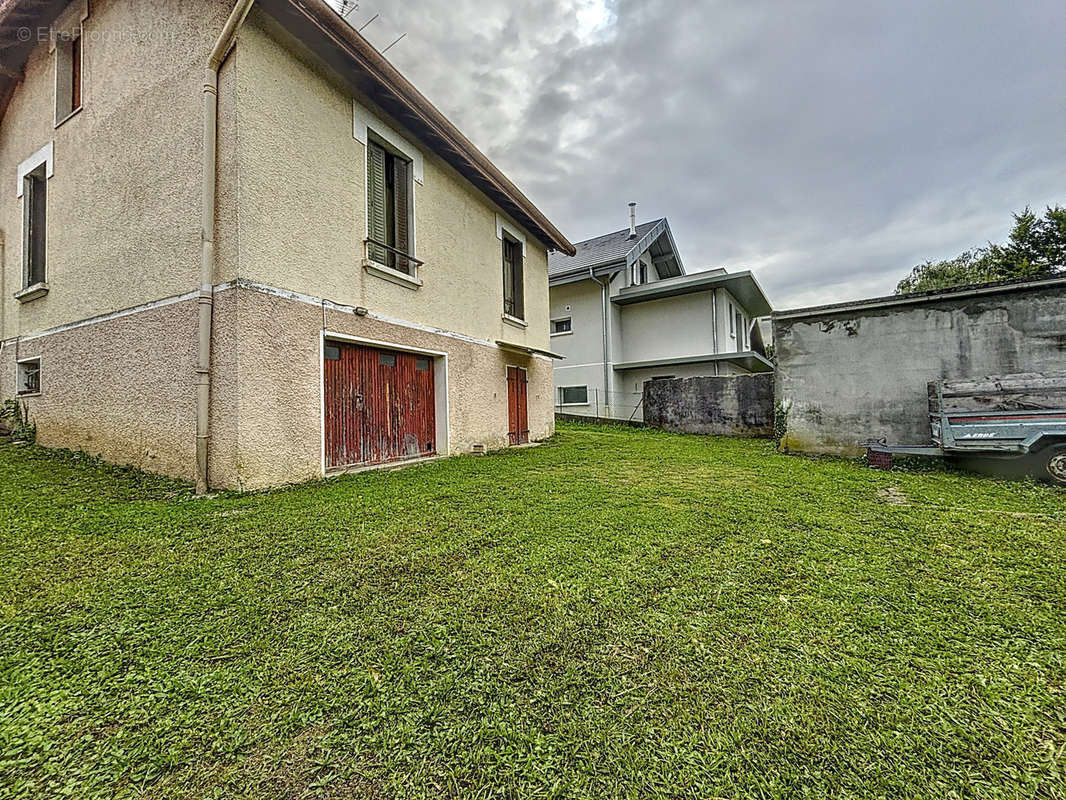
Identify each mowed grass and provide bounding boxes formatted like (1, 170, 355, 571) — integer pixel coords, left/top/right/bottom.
(1, 423, 1064, 799)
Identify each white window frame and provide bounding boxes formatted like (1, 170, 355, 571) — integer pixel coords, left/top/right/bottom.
(50, 0, 88, 127)
(550, 317, 573, 336)
(355, 100, 422, 288)
(16, 357, 42, 397)
(558, 385, 589, 406)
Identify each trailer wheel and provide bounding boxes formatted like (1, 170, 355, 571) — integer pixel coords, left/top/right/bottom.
(1042, 445, 1066, 486)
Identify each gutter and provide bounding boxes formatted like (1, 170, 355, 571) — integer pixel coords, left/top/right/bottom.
(710, 287, 719, 376)
(196, 0, 256, 493)
(589, 267, 614, 410)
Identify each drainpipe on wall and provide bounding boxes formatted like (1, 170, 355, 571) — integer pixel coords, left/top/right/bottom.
(196, 0, 257, 494)
(589, 267, 613, 414)
(710, 287, 720, 376)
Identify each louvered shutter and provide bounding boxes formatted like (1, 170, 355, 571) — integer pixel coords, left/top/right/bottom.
(367, 142, 388, 264)
(392, 156, 411, 274)
(513, 240, 524, 319)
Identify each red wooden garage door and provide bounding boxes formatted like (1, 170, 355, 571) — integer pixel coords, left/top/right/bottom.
(324, 341, 436, 469)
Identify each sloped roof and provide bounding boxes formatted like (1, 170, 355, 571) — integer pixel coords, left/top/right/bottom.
(549, 220, 662, 276)
(0, 0, 575, 256)
(549, 218, 684, 282)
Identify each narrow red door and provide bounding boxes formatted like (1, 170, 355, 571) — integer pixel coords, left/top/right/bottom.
(324, 341, 435, 470)
(507, 366, 529, 445)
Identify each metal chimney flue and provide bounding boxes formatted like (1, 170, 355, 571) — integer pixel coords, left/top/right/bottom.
(628, 202, 637, 238)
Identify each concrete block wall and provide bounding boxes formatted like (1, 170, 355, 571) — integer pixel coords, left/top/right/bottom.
(773, 277, 1066, 456)
(643, 374, 775, 437)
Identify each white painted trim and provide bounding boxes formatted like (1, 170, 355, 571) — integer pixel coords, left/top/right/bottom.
(16, 355, 42, 397)
(5, 280, 554, 364)
(363, 260, 423, 290)
(502, 313, 527, 329)
(353, 99, 424, 184)
(321, 330, 451, 470)
(319, 332, 326, 477)
(17, 142, 54, 197)
(9, 288, 200, 343)
(495, 214, 527, 255)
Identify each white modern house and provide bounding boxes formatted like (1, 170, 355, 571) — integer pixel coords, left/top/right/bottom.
(548, 206, 773, 420)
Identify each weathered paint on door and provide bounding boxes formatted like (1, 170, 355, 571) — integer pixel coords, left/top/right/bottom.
(507, 366, 529, 445)
(324, 341, 436, 469)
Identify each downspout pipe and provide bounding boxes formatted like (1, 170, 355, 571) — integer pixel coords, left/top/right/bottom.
(197, 0, 256, 493)
(710, 287, 720, 376)
(589, 268, 614, 413)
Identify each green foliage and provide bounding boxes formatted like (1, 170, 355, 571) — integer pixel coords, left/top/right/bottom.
(0, 399, 35, 443)
(1, 426, 1064, 798)
(897, 205, 1066, 294)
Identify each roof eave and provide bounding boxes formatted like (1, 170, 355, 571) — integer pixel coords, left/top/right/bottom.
(261, 0, 575, 256)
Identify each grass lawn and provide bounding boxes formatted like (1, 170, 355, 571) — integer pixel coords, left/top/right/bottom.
(1, 423, 1064, 799)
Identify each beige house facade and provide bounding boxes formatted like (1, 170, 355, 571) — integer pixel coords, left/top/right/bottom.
(0, 0, 573, 489)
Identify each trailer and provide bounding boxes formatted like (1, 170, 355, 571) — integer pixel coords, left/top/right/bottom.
(866, 373, 1066, 486)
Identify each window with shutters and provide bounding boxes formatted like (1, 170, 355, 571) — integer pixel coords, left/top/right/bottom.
(22, 164, 47, 289)
(366, 137, 415, 276)
(502, 234, 524, 320)
(55, 32, 83, 125)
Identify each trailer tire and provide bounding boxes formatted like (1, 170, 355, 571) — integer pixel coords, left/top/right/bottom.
(1040, 444, 1066, 487)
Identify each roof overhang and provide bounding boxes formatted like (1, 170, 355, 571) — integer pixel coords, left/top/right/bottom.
(548, 260, 626, 287)
(0, 0, 575, 257)
(773, 274, 1066, 321)
(496, 340, 565, 360)
(614, 352, 774, 374)
(627, 218, 684, 278)
(613, 269, 773, 316)
(614, 352, 771, 375)
(0, 0, 70, 125)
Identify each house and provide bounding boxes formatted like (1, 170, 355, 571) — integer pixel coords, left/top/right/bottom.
(0, 0, 574, 490)
(548, 205, 773, 420)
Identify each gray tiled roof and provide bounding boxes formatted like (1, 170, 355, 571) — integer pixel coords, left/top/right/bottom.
(548, 219, 663, 277)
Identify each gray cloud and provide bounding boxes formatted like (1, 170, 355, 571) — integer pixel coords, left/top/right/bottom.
(330, 0, 1066, 308)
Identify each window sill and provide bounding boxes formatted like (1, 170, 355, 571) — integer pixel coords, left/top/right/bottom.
(14, 283, 49, 303)
(550, 330, 573, 337)
(16, 392, 41, 399)
(55, 105, 83, 129)
(558, 402, 589, 407)
(363, 259, 422, 290)
(502, 314, 527, 329)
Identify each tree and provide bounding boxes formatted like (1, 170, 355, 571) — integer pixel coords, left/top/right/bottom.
(896, 206, 1066, 294)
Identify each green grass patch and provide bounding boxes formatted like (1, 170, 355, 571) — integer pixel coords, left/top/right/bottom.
(1, 425, 1064, 798)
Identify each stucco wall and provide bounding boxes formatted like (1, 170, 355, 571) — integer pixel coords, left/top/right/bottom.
(619, 292, 716, 363)
(231, 13, 552, 354)
(213, 284, 555, 491)
(0, 0, 231, 340)
(773, 279, 1066, 456)
(0, 298, 201, 480)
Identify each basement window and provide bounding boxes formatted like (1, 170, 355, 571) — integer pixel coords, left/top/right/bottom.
(559, 386, 588, 406)
(550, 317, 572, 335)
(17, 358, 41, 396)
(55, 31, 83, 124)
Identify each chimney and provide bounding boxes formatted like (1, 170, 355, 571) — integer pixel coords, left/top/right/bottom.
(628, 202, 637, 238)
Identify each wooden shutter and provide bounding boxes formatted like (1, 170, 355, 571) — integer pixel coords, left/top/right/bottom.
(392, 156, 410, 274)
(23, 171, 46, 286)
(502, 239, 514, 316)
(513, 240, 524, 319)
(367, 142, 388, 264)
(71, 36, 81, 110)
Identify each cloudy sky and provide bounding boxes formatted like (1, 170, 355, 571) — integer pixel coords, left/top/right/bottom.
(328, 0, 1066, 308)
